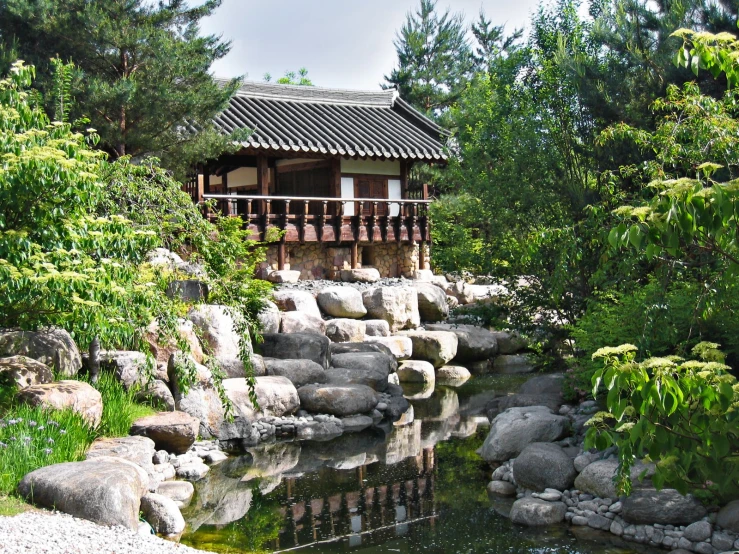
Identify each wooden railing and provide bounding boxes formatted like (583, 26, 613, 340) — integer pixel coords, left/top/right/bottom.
(200, 194, 431, 245)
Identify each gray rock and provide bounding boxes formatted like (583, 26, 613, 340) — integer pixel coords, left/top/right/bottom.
(329, 342, 398, 371)
(316, 287, 367, 318)
(99, 350, 155, 390)
(332, 351, 394, 390)
(487, 480, 516, 496)
(325, 319, 366, 342)
(512, 442, 577, 491)
(490, 330, 528, 354)
(425, 323, 498, 362)
(436, 365, 471, 385)
(622, 489, 707, 525)
(486, 393, 562, 419)
(717, 499, 739, 533)
(140, 493, 185, 536)
(296, 419, 343, 440)
(693, 542, 714, 554)
(17, 458, 148, 530)
(587, 513, 612, 530)
(157, 481, 194, 508)
(362, 286, 420, 332)
(364, 319, 390, 337)
(263, 358, 326, 388)
(266, 270, 300, 283)
(224, 376, 300, 421)
(297, 383, 379, 416)
(340, 268, 381, 283)
(610, 520, 624, 535)
(257, 300, 281, 334)
(187, 305, 246, 377)
(480, 406, 570, 462)
(166, 280, 208, 303)
(135, 379, 175, 411)
(259, 333, 331, 369)
(397, 330, 458, 368)
(364, 336, 413, 360)
(414, 283, 449, 322)
(0, 328, 81, 377)
(711, 530, 735, 551)
(574, 453, 592, 472)
(0, 355, 53, 389)
(85, 436, 156, 483)
(509, 497, 567, 526)
(326, 366, 389, 392)
(574, 459, 654, 498)
(17, 380, 103, 427)
(493, 354, 534, 374)
(280, 311, 326, 335)
(273, 289, 322, 318)
(340, 414, 373, 433)
(130, 411, 199, 455)
(176, 461, 209, 480)
(174, 384, 225, 440)
(397, 360, 435, 384)
(684, 520, 712, 542)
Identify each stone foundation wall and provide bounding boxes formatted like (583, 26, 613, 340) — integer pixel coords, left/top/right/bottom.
(259, 242, 429, 280)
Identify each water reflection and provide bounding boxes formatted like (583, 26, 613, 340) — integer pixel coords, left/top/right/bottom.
(181, 378, 661, 554)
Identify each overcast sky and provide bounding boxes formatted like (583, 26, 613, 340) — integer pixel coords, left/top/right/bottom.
(200, 0, 542, 90)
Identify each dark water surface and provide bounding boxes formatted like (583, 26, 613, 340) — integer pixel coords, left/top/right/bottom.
(181, 375, 660, 554)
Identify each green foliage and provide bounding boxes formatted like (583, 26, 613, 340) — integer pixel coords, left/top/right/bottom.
(0, 0, 240, 178)
(93, 372, 155, 438)
(0, 403, 95, 494)
(585, 342, 739, 501)
(264, 68, 313, 86)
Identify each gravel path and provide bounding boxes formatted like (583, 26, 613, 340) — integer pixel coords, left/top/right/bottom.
(0, 511, 212, 554)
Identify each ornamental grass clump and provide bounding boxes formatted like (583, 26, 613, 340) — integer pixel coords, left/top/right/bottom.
(0, 404, 95, 494)
(93, 372, 155, 438)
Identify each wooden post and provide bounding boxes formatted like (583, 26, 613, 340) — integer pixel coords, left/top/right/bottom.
(257, 154, 269, 215)
(278, 243, 286, 271)
(351, 242, 358, 269)
(330, 157, 341, 216)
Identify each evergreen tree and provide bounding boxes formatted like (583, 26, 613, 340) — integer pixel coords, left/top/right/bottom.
(383, 0, 474, 120)
(0, 0, 239, 178)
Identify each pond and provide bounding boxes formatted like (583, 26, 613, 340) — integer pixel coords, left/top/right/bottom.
(181, 375, 661, 554)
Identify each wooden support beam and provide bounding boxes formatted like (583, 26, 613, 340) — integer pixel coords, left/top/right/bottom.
(278, 243, 286, 271)
(351, 242, 358, 269)
(257, 154, 269, 215)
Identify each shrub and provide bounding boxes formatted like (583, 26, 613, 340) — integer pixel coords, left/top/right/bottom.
(0, 404, 95, 494)
(585, 342, 739, 502)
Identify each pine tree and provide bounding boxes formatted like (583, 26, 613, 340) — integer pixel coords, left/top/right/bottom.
(0, 0, 239, 178)
(383, 0, 474, 119)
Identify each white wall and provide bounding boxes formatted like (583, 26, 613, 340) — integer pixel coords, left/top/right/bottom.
(341, 158, 400, 176)
(388, 178, 401, 216)
(226, 167, 258, 189)
(341, 177, 355, 216)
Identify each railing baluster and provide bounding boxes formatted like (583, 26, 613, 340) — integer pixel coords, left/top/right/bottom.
(319, 201, 327, 242)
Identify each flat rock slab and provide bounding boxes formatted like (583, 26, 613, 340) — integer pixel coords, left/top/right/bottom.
(330, 343, 397, 372)
(298, 384, 379, 417)
(259, 333, 331, 369)
(130, 411, 199, 455)
(332, 351, 394, 380)
(509, 497, 567, 526)
(316, 287, 367, 318)
(0, 355, 53, 389)
(17, 380, 102, 427)
(17, 458, 148, 530)
(397, 331, 458, 368)
(340, 268, 380, 283)
(0, 328, 81, 377)
(263, 358, 326, 388)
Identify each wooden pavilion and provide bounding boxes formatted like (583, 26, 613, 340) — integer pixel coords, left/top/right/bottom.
(184, 80, 449, 279)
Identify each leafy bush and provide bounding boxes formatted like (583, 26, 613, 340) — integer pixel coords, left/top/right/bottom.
(0, 404, 95, 494)
(585, 342, 739, 502)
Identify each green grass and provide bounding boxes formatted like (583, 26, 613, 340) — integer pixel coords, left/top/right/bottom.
(0, 494, 32, 516)
(93, 372, 156, 437)
(0, 403, 96, 495)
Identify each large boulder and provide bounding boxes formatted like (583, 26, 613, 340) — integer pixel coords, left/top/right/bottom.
(316, 287, 367, 318)
(263, 358, 326, 388)
(136, 379, 176, 411)
(425, 324, 498, 362)
(17, 380, 103, 427)
(223, 376, 300, 421)
(325, 319, 366, 343)
(266, 269, 300, 283)
(140, 492, 185, 536)
(280, 311, 326, 335)
(518, 374, 564, 400)
(326, 366, 388, 392)
(187, 305, 245, 377)
(480, 406, 569, 462)
(85, 436, 156, 478)
(574, 459, 654, 499)
(330, 352, 394, 392)
(174, 384, 225, 440)
(398, 331, 458, 368)
(99, 350, 155, 390)
(340, 268, 380, 283)
(17, 458, 148, 529)
(621, 489, 707, 525)
(491, 331, 528, 354)
(493, 354, 535, 374)
(157, 481, 195, 509)
(272, 290, 321, 318)
(414, 283, 449, 322)
(259, 333, 331, 369)
(0, 356, 53, 389)
(130, 411, 199, 455)
(364, 320, 390, 337)
(512, 442, 577, 491)
(509, 498, 567, 526)
(330, 342, 398, 372)
(297, 384, 379, 416)
(144, 319, 205, 366)
(0, 328, 81, 377)
(716, 500, 739, 533)
(397, 360, 435, 385)
(362, 287, 420, 332)
(257, 300, 281, 334)
(364, 336, 413, 360)
(436, 365, 471, 385)
(486, 393, 562, 419)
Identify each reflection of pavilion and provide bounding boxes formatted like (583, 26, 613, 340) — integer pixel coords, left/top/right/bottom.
(272, 448, 437, 552)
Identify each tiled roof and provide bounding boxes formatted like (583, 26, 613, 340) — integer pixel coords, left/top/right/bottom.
(212, 81, 448, 162)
